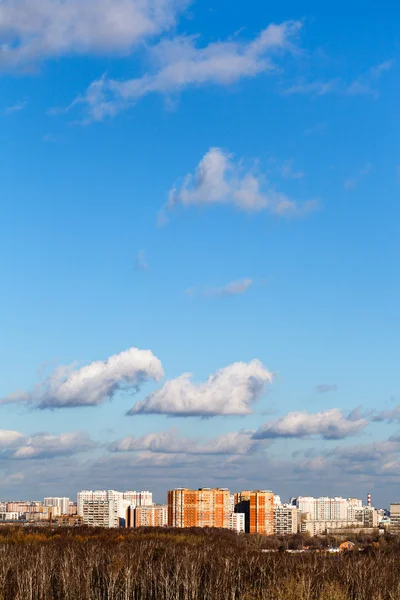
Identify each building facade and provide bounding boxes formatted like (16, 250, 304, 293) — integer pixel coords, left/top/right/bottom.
(82, 500, 119, 528)
(168, 488, 231, 528)
(390, 503, 400, 533)
(234, 490, 274, 535)
(274, 504, 299, 535)
(128, 505, 168, 528)
(44, 497, 70, 515)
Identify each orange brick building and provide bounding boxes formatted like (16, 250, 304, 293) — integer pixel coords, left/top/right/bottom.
(127, 505, 168, 528)
(234, 490, 274, 535)
(168, 488, 231, 528)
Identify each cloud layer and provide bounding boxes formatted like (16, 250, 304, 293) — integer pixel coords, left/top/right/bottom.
(0, 0, 187, 67)
(129, 359, 273, 416)
(72, 21, 301, 121)
(0, 430, 94, 460)
(160, 147, 317, 221)
(254, 408, 367, 440)
(110, 427, 263, 455)
(1, 347, 164, 409)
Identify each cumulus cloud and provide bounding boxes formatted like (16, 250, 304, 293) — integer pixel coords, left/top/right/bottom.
(285, 60, 394, 97)
(160, 147, 317, 222)
(110, 427, 263, 455)
(0, 0, 187, 67)
(253, 408, 367, 440)
(128, 359, 274, 416)
(0, 430, 94, 460)
(1, 347, 164, 409)
(71, 21, 302, 121)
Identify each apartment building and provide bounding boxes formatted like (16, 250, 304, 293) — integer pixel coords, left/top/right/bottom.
(127, 505, 168, 528)
(123, 491, 153, 506)
(390, 503, 400, 533)
(234, 490, 274, 535)
(229, 512, 245, 533)
(296, 496, 363, 521)
(274, 504, 300, 535)
(82, 500, 119, 528)
(168, 488, 231, 528)
(44, 497, 70, 515)
(77, 491, 108, 516)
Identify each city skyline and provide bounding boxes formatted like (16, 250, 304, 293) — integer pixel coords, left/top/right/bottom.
(0, 0, 399, 506)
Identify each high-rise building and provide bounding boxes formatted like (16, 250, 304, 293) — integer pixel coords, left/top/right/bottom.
(274, 504, 300, 535)
(77, 490, 152, 517)
(390, 503, 400, 534)
(82, 500, 119, 528)
(234, 490, 274, 535)
(168, 488, 231, 528)
(296, 496, 362, 521)
(44, 497, 70, 515)
(77, 491, 108, 516)
(229, 512, 245, 533)
(127, 505, 168, 528)
(123, 491, 153, 506)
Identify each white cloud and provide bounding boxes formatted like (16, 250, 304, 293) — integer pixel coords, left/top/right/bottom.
(344, 163, 372, 190)
(110, 427, 263, 455)
(160, 147, 318, 222)
(285, 60, 394, 97)
(0, 430, 94, 459)
(135, 250, 149, 271)
(0, 430, 26, 447)
(253, 408, 367, 440)
(129, 359, 274, 416)
(3, 100, 27, 114)
(188, 278, 254, 298)
(11, 432, 95, 459)
(1, 347, 164, 409)
(372, 404, 400, 423)
(0, 0, 187, 67)
(72, 21, 302, 121)
(280, 160, 304, 179)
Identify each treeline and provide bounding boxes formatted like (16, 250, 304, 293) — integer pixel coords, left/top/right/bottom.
(0, 526, 398, 599)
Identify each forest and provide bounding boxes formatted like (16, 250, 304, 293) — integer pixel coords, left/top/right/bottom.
(0, 525, 398, 599)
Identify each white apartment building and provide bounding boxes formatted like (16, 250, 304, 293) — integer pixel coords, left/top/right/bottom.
(123, 491, 153, 506)
(274, 504, 299, 535)
(82, 500, 119, 528)
(44, 497, 70, 515)
(296, 496, 362, 521)
(229, 513, 245, 533)
(77, 491, 108, 516)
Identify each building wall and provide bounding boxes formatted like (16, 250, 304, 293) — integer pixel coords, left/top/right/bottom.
(274, 505, 299, 535)
(168, 488, 231, 528)
(229, 512, 245, 533)
(129, 505, 168, 528)
(390, 503, 400, 533)
(82, 500, 119, 528)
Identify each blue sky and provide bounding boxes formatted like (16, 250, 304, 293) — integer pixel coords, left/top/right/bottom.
(0, 0, 399, 506)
